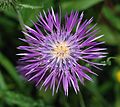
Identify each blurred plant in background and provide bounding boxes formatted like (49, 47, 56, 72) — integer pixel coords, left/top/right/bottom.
(0, 0, 120, 107)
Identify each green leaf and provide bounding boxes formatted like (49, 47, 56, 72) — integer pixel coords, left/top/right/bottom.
(0, 6, 17, 20)
(19, 0, 53, 26)
(0, 72, 7, 90)
(0, 53, 23, 88)
(102, 6, 120, 31)
(0, 0, 17, 10)
(61, 0, 103, 13)
(18, 3, 43, 9)
(0, 90, 45, 107)
(99, 24, 118, 45)
(0, 0, 54, 27)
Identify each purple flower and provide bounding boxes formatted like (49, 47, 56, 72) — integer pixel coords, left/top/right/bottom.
(17, 8, 107, 95)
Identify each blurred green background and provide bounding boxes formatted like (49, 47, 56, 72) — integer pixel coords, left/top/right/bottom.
(0, 0, 120, 107)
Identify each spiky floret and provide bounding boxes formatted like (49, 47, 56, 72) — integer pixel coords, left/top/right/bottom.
(17, 8, 107, 95)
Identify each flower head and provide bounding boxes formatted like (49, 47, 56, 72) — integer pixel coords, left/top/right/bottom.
(17, 8, 107, 95)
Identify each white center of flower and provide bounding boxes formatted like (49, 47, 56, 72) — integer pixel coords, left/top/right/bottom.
(51, 41, 70, 59)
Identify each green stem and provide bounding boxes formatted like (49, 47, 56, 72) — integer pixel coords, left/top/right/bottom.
(16, 8, 26, 31)
(12, 4, 26, 31)
(79, 91, 86, 107)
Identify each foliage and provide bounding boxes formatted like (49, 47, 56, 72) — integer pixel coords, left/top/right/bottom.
(0, 0, 120, 107)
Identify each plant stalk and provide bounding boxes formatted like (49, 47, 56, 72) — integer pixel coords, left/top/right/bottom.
(12, 4, 26, 31)
(79, 91, 86, 107)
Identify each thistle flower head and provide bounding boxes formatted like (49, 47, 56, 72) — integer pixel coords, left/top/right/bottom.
(17, 7, 107, 95)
